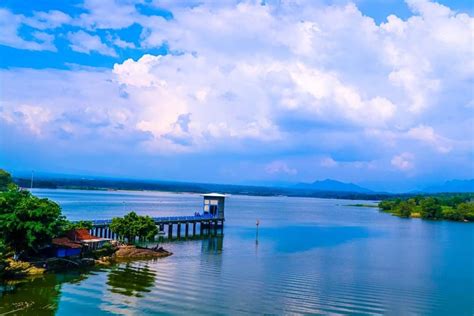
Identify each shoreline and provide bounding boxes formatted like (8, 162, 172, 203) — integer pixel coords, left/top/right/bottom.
(0, 245, 172, 281)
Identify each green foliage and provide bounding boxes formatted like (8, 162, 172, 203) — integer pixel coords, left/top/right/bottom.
(0, 169, 14, 191)
(379, 199, 401, 212)
(110, 212, 158, 244)
(92, 242, 116, 258)
(443, 203, 474, 221)
(378, 194, 473, 222)
(0, 239, 8, 276)
(396, 200, 414, 218)
(61, 220, 93, 233)
(0, 186, 65, 258)
(420, 198, 442, 219)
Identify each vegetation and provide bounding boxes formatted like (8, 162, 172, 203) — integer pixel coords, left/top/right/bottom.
(379, 194, 474, 221)
(62, 220, 93, 231)
(0, 169, 14, 191)
(0, 239, 8, 277)
(0, 185, 67, 259)
(109, 212, 158, 243)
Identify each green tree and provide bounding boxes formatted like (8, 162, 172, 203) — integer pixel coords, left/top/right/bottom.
(0, 186, 65, 259)
(109, 212, 158, 244)
(0, 169, 14, 191)
(420, 197, 442, 219)
(61, 220, 93, 233)
(379, 199, 401, 212)
(397, 200, 414, 218)
(444, 202, 474, 221)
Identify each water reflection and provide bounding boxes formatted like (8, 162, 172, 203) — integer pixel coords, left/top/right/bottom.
(106, 263, 157, 298)
(201, 235, 224, 254)
(0, 272, 87, 315)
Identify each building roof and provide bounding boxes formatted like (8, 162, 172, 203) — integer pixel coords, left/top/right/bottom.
(52, 237, 83, 249)
(67, 228, 102, 242)
(201, 193, 227, 198)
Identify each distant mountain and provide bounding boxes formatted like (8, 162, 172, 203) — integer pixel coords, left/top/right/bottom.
(423, 179, 474, 193)
(294, 179, 373, 193)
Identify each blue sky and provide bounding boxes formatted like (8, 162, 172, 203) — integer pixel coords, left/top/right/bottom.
(0, 0, 473, 192)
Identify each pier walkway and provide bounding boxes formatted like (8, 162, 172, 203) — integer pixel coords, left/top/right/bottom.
(87, 213, 224, 240)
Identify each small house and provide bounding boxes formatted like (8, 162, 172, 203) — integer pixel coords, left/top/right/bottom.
(51, 237, 83, 258)
(67, 229, 110, 250)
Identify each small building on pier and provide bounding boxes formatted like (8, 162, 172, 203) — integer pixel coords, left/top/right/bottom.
(202, 193, 226, 219)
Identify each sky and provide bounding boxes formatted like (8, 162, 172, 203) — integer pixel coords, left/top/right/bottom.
(0, 0, 473, 192)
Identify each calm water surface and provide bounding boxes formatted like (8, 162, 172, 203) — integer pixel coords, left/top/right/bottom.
(1, 189, 473, 315)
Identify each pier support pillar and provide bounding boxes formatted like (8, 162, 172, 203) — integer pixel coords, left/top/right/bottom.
(177, 223, 181, 238)
(168, 223, 173, 239)
(185, 223, 189, 238)
(193, 222, 196, 236)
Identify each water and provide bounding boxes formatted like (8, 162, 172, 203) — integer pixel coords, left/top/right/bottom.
(1, 189, 473, 315)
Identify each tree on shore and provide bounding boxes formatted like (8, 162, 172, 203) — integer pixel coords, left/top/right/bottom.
(0, 169, 14, 191)
(62, 220, 93, 232)
(420, 198, 442, 219)
(109, 212, 158, 243)
(397, 201, 413, 218)
(0, 185, 66, 259)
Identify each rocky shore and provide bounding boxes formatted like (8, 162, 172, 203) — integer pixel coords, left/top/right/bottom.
(1, 245, 172, 279)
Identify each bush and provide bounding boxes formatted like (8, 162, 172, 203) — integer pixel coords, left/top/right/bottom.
(397, 201, 413, 218)
(420, 198, 442, 219)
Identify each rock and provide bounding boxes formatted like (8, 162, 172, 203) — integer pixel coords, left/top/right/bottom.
(4, 259, 45, 278)
(112, 245, 172, 260)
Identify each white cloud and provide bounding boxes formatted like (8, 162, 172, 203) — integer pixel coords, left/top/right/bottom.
(391, 152, 415, 171)
(320, 157, 338, 168)
(0, 9, 56, 51)
(0, 0, 473, 182)
(77, 0, 141, 29)
(68, 30, 117, 56)
(24, 10, 72, 29)
(265, 161, 297, 176)
(406, 125, 452, 153)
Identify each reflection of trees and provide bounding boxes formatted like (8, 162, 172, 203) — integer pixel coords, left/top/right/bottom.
(0, 272, 85, 316)
(106, 263, 156, 298)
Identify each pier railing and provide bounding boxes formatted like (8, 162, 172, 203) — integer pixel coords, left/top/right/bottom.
(89, 213, 216, 227)
(81, 213, 223, 240)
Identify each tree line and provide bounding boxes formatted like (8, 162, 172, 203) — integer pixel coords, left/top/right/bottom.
(378, 194, 474, 221)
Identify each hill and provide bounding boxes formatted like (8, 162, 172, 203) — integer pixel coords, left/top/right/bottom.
(294, 179, 372, 193)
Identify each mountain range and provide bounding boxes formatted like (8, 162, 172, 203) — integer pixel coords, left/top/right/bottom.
(294, 179, 373, 193)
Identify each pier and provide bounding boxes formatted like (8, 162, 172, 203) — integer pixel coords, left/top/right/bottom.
(86, 193, 226, 240)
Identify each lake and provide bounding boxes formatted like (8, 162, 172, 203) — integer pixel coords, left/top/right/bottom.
(1, 189, 473, 315)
